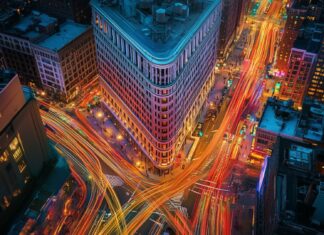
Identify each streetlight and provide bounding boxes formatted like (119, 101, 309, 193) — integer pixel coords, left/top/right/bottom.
(95, 111, 105, 134)
(116, 134, 123, 141)
(96, 111, 104, 119)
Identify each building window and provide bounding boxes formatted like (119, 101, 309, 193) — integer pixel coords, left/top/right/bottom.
(0, 151, 8, 163)
(1, 196, 10, 208)
(18, 160, 27, 173)
(9, 137, 19, 151)
(13, 147, 23, 162)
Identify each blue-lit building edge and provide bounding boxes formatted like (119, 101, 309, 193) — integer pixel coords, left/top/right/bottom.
(90, 0, 222, 65)
(256, 154, 279, 235)
(91, 1, 222, 170)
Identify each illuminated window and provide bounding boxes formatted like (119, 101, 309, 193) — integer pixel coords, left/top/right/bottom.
(18, 160, 26, 173)
(162, 90, 168, 95)
(13, 147, 22, 162)
(24, 176, 30, 184)
(13, 189, 21, 197)
(2, 196, 10, 208)
(9, 137, 19, 151)
(0, 151, 8, 163)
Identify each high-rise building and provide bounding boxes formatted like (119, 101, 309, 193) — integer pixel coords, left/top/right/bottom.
(33, 21, 97, 102)
(0, 11, 58, 87)
(0, 70, 50, 228)
(255, 154, 279, 235)
(279, 48, 316, 108)
(254, 99, 324, 234)
(276, 0, 323, 72)
(0, 0, 35, 16)
(256, 98, 299, 150)
(256, 97, 324, 151)
(217, 0, 249, 62)
(273, 137, 324, 234)
(238, 0, 251, 32)
(91, 0, 222, 173)
(36, 0, 92, 24)
(307, 38, 324, 102)
(279, 23, 323, 108)
(0, 11, 97, 101)
(295, 97, 324, 143)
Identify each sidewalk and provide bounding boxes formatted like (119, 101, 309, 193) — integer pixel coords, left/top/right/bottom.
(81, 106, 140, 164)
(79, 101, 205, 180)
(77, 104, 164, 180)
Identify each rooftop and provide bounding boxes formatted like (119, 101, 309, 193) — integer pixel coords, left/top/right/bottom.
(293, 23, 324, 53)
(37, 21, 89, 51)
(276, 137, 320, 175)
(259, 98, 299, 137)
(292, 0, 323, 8)
(4, 10, 58, 43)
(296, 97, 324, 142)
(287, 144, 313, 171)
(274, 137, 324, 233)
(13, 11, 56, 32)
(91, 0, 221, 64)
(0, 69, 34, 102)
(2, 10, 89, 52)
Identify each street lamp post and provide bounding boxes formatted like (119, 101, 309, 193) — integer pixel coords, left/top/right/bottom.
(95, 110, 105, 134)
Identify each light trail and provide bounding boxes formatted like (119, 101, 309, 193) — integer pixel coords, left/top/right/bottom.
(37, 0, 285, 233)
(41, 108, 126, 234)
(191, 1, 284, 234)
(106, 0, 285, 234)
(41, 101, 184, 234)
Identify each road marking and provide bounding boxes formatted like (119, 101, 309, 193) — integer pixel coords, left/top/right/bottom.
(105, 175, 124, 187)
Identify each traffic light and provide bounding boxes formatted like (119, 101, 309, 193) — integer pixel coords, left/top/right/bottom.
(227, 79, 233, 87)
(198, 131, 203, 137)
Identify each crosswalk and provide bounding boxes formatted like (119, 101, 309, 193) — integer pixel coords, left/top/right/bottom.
(166, 192, 187, 214)
(168, 193, 183, 207)
(105, 175, 124, 187)
(192, 157, 214, 176)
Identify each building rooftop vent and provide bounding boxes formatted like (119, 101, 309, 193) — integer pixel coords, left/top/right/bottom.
(173, 2, 189, 20)
(155, 8, 168, 23)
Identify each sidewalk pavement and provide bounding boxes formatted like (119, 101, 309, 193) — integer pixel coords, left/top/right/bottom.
(81, 107, 140, 165)
(80, 105, 169, 181)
